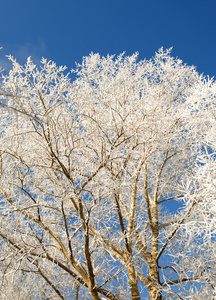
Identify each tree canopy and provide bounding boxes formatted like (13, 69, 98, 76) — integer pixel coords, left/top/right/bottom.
(0, 48, 215, 299)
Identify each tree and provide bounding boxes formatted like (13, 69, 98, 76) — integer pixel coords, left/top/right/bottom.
(0, 48, 215, 299)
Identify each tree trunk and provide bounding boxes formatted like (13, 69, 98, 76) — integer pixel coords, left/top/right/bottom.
(147, 199, 161, 300)
(75, 284, 79, 300)
(89, 287, 100, 300)
(148, 286, 162, 300)
(127, 265, 141, 300)
(147, 262, 162, 300)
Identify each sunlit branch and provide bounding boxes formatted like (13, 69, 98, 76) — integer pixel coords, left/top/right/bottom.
(158, 194, 184, 204)
(161, 276, 201, 286)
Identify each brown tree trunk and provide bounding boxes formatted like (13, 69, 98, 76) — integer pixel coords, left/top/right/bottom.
(89, 289, 100, 300)
(75, 284, 79, 300)
(147, 198, 162, 300)
(86, 272, 100, 300)
(127, 265, 141, 300)
(147, 262, 162, 300)
(148, 286, 162, 300)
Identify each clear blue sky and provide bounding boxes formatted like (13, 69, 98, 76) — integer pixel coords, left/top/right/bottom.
(1, 0, 216, 78)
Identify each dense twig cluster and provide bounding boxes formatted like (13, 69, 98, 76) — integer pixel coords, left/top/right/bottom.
(0, 49, 215, 299)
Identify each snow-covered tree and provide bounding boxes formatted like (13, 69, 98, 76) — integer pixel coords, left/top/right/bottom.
(0, 48, 215, 299)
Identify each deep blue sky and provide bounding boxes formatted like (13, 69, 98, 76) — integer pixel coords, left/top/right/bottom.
(1, 0, 216, 78)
